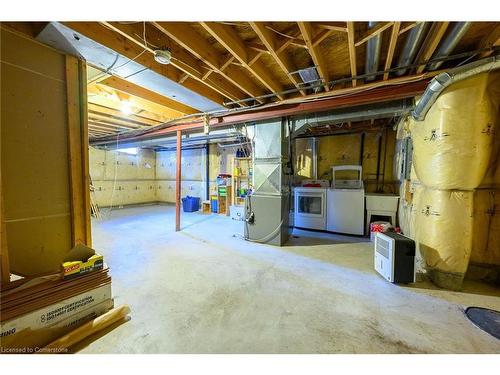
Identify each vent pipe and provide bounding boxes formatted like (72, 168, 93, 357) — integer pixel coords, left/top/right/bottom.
(411, 55, 500, 121)
(395, 22, 431, 76)
(426, 22, 472, 71)
(365, 22, 382, 81)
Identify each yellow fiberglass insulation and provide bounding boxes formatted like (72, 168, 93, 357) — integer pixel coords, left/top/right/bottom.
(410, 72, 500, 190)
(414, 187, 474, 289)
(470, 189, 500, 266)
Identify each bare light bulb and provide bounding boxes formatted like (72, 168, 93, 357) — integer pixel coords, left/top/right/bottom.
(120, 100, 133, 115)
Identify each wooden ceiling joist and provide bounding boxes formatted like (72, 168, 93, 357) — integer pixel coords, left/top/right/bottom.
(87, 84, 183, 121)
(87, 103, 163, 126)
(316, 22, 348, 33)
(89, 106, 160, 127)
(87, 90, 173, 123)
(312, 29, 335, 47)
(399, 22, 421, 36)
(297, 22, 330, 91)
(88, 113, 146, 129)
(99, 22, 246, 105)
(249, 22, 306, 96)
(415, 22, 450, 74)
(354, 22, 394, 47)
(88, 122, 132, 132)
(478, 24, 500, 58)
(62, 22, 226, 106)
(346, 22, 357, 87)
(200, 22, 285, 100)
(152, 22, 265, 103)
(98, 75, 198, 115)
(383, 22, 401, 80)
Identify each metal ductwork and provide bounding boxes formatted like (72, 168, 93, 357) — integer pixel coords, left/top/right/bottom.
(365, 22, 382, 81)
(426, 22, 472, 71)
(395, 22, 431, 76)
(292, 99, 413, 136)
(411, 55, 500, 121)
(94, 131, 245, 150)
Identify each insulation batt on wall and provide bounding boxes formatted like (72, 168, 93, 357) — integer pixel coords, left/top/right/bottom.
(404, 71, 500, 289)
(89, 144, 240, 207)
(89, 147, 157, 207)
(470, 189, 500, 267)
(296, 130, 397, 194)
(414, 188, 474, 290)
(410, 72, 500, 190)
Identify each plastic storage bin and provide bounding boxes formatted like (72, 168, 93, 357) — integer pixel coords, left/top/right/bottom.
(210, 196, 218, 213)
(182, 196, 200, 212)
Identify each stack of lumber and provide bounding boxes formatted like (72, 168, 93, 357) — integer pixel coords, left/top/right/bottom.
(0, 268, 113, 351)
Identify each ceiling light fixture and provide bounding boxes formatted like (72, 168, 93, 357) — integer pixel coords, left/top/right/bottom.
(154, 48, 172, 65)
(120, 100, 133, 115)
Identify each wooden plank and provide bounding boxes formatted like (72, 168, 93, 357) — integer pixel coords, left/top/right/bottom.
(315, 22, 348, 32)
(415, 22, 450, 73)
(62, 22, 226, 106)
(79, 61, 91, 246)
(98, 75, 199, 115)
(478, 24, 500, 58)
(100, 21, 246, 105)
(88, 112, 148, 128)
(43, 305, 130, 351)
(88, 122, 135, 132)
(355, 22, 394, 47)
(399, 22, 421, 36)
(200, 22, 285, 100)
(312, 29, 334, 47)
(65, 56, 91, 247)
(0, 192, 9, 286)
(88, 103, 163, 126)
(383, 22, 401, 80)
(347, 22, 357, 88)
(66, 55, 85, 247)
(88, 84, 180, 121)
(249, 22, 306, 96)
(152, 22, 262, 104)
(298, 22, 330, 91)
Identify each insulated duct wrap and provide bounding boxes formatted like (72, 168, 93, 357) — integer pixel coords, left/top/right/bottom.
(414, 188, 474, 290)
(398, 181, 414, 237)
(410, 72, 500, 190)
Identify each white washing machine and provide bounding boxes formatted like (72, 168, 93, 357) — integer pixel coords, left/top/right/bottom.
(327, 165, 365, 235)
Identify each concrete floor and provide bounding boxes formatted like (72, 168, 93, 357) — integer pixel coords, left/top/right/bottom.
(81, 204, 500, 353)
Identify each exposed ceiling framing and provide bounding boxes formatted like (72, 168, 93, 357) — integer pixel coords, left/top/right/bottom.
(4, 21, 497, 140)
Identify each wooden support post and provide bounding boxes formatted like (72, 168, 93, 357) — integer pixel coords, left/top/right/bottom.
(0, 192, 10, 286)
(66, 56, 92, 246)
(175, 130, 182, 232)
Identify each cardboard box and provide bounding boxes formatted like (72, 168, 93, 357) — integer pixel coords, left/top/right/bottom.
(61, 244, 104, 279)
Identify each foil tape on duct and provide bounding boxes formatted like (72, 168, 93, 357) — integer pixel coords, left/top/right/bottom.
(410, 72, 500, 190)
(414, 187, 474, 290)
